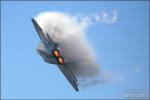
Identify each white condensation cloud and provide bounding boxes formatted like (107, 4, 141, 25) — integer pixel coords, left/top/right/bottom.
(35, 11, 100, 87)
(94, 10, 118, 24)
(74, 10, 118, 25)
(34, 10, 118, 88)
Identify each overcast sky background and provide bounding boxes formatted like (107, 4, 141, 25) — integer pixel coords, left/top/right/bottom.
(1, 1, 149, 99)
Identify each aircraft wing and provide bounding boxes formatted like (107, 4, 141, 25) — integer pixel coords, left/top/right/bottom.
(57, 64, 79, 91)
(31, 18, 48, 45)
(32, 18, 57, 50)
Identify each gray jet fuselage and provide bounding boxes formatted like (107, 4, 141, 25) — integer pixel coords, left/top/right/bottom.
(31, 18, 79, 91)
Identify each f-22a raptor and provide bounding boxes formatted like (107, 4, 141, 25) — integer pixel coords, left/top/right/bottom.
(31, 18, 79, 91)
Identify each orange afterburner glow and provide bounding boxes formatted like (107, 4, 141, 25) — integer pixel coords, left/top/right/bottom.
(58, 57, 65, 64)
(53, 49, 61, 57)
(53, 49, 65, 64)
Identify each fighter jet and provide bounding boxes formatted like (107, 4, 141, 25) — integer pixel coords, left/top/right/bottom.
(31, 18, 79, 91)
